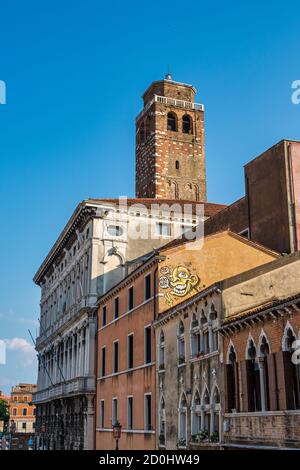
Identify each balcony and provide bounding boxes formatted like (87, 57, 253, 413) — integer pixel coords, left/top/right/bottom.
(223, 411, 300, 449)
(32, 376, 95, 404)
(136, 94, 204, 122)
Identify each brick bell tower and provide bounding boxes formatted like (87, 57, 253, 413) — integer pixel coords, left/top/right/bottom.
(135, 74, 207, 201)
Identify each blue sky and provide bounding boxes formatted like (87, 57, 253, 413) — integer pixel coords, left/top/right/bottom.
(0, 0, 300, 393)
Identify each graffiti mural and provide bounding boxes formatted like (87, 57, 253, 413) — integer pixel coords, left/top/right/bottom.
(159, 265, 200, 306)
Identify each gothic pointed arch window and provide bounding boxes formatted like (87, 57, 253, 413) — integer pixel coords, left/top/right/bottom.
(167, 180, 179, 199)
(178, 392, 187, 447)
(177, 320, 185, 364)
(190, 313, 200, 357)
(258, 333, 271, 411)
(200, 310, 209, 353)
(182, 114, 193, 134)
(167, 112, 177, 131)
(201, 387, 210, 434)
(282, 326, 300, 409)
(159, 396, 166, 446)
(211, 386, 220, 438)
(159, 330, 165, 370)
(226, 344, 238, 412)
(191, 389, 201, 436)
(246, 338, 261, 411)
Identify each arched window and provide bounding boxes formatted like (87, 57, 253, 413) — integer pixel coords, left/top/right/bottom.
(190, 314, 200, 357)
(167, 112, 177, 132)
(159, 331, 165, 370)
(191, 390, 201, 436)
(178, 393, 187, 447)
(178, 321, 185, 364)
(200, 309, 207, 326)
(139, 122, 145, 143)
(283, 327, 300, 409)
(209, 303, 217, 321)
(182, 114, 192, 134)
(201, 387, 210, 434)
(246, 339, 261, 411)
(167, 180, 179, 199)
(258, 334, 271, 411)
(159, 396, 166, 446)
(200, 310, 209, 354)
(210, 387, 220, 440)
(175, 160, 180, 170)
(226, 344, 238, 412)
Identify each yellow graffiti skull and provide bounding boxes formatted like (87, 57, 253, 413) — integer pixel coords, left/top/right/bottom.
(169, 266, 199, 298)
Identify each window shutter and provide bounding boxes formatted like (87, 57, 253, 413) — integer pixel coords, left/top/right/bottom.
(240, 360, 253, 412)
(267, 353, 278, 411)
(224, 364, 234, 412)
(234, 362, 240, 412)
(276, 351, 294, 410)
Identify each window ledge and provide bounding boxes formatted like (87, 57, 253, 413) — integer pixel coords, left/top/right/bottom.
(190, 351, 219, 362)
(178, 363, 186, 368)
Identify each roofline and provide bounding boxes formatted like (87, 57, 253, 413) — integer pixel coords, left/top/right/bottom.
(142, 79, 197, 100)
(33, 199, 101, 284)
(153, 283, 221, 327)
(96, 252, 158, 305)
(159, 229, 280, 257)
(220, 293, 300, 328)
(244, 139, 300, 169)
(220, 250, 300, 291)
(33, 198, 225, 285)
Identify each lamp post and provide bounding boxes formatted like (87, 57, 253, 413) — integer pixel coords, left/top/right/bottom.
(112, 421, 122, 451)
(9, 420, 16, 451)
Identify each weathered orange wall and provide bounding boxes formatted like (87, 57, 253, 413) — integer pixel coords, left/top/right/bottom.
(158, 231, 278, 312)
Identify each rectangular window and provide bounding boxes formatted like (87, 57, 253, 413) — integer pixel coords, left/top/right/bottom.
(145, 326, 152, 364)
(127, 396, 133, 430)
(156, 222, 171, 237)
(128, 334, 134, 369)
(114, 297, 119, 319)
(100, 400, 105, 428)
(144, 394, 152, 431)
(128, 286, 134, 311)
(102, 306, 107, 326)
(101, 347, 106, 377)
(112, 398, 118, 426)
(113, 341, 119, 373)
(22, 422, 26, 430)
(144, 274, 151, 300)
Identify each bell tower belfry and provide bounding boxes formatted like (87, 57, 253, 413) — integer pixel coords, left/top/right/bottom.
(135, 75, 207, 201)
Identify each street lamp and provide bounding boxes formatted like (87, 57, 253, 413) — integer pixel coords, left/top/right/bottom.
(112, 421, 122, 450)
(9, 420, 16, 451)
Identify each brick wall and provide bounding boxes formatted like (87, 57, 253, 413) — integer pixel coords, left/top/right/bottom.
(136, 80, 206, 201)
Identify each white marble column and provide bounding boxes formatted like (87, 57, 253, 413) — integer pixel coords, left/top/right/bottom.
(81, 328, 86, 376)
(258, 358, 267, 411)
(73, 333, 77, 378)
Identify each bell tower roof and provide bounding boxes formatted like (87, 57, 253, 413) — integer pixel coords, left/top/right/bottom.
(142, 75, 197, 105)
